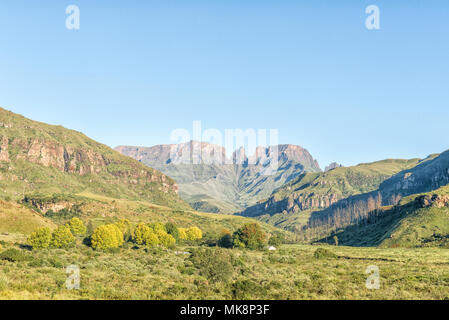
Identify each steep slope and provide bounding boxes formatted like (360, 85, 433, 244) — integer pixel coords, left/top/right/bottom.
(0, 107, 189, 210)
(324, 185, 449, 247)
(238, 158, 422, 231)
(115, 142, 321, 213)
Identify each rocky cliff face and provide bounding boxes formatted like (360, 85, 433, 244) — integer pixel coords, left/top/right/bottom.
(115, 141, 321, 213)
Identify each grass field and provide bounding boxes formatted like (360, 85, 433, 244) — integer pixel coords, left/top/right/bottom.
(1, 242, 448, 300)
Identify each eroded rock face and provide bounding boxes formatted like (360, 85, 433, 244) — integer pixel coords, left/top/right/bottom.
(0, 135, 178, 194)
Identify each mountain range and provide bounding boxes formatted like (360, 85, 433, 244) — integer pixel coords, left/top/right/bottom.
(115, 142, 321, 213)
(2, 106, 449, 249)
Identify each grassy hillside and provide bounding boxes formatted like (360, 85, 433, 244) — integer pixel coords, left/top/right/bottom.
(0, 200, 56, 235)
(0, 107, 188, 210)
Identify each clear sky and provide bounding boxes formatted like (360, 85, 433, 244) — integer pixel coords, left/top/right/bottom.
(0, 0, 448, 168)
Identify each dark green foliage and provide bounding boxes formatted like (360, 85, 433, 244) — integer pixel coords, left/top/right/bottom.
(0, 248, 28, 262)
(165, 222, 180, 240)
(189, 247, 234, 283)
(218, 233, 233, 248)
(313, 248, 337, 259)
(231, 279, 266, 299)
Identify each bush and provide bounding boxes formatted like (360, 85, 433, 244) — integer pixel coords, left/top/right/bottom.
(68, 217, 86, 236)
(232, 279, 266, 299)
(0, 248, 27, 262)
(186, 227, 203, 241)
(268, 233, 284, 247)
(313, 248, 337, 259)
(165, 222, 179, 240)
(150, 222, 166, 233)
(189, 248, 234, 283)
(51, 225, 75, 248)
(91, 224, 124, 250)
(28, 227, 52, 249)
(233, 223, 266, 250)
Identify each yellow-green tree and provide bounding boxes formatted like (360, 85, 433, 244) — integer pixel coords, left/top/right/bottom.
(91, 224, 124, 250)
(68, 217, 86, 236)
(28, 227, 52, 249)
(51, 225, 75, 248)
(186, 227, 203, 241)
(134, 223, 151, 245)
(133, 223, 159, 247)
(178, 228, 187, 240)
(158, 232, 176, 248)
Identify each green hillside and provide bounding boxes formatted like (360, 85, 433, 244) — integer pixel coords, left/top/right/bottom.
(324, 185, 449, 248)
(239, 159, 422, 231)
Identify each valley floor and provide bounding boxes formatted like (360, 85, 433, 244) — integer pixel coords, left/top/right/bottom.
(1, 242, 448, 300)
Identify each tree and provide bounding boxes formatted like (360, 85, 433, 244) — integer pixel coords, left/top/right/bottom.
(91, 224, 124, 250)
(165, 222, 179, 240)
(134, 223, 151, 245)
(133, 223, 159, 247)
(186, 227, 203, 241)
(218, 229, 233, 248)
(178, 228, 188, 240)
(28, 227, 52, 249)
(158, 232, 176, 248)
(233, 223, 266, 250)
(51, 225, 75, 248)
(68, 217, 86, 236)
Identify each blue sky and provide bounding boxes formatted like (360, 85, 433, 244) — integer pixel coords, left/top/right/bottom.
(0, 0, 448, 168)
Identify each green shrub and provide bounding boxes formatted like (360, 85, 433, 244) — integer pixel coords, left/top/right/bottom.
(28, 227, 52, 249)
(51, 225, 75, 248)
(68, 217, 86, 236)
(313, 248, 337, 259)
(189, 248, 234, 283)
(231, 279, 266, 299)
(268, 233, 284, 246)
(91, 224, 124, 250)
(0, 248, 27, 262)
